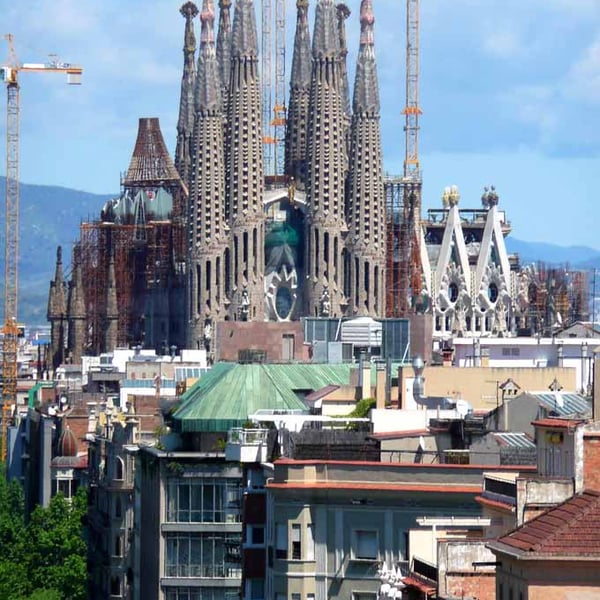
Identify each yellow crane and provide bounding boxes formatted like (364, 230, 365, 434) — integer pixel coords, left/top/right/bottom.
(0, 34, 82, 461)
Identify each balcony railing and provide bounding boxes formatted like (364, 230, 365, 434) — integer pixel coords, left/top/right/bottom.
(227, 428, 269, 445)
(226, 428, 269, 463)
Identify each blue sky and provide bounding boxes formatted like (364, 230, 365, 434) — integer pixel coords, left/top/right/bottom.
(3, 0, 600, 249)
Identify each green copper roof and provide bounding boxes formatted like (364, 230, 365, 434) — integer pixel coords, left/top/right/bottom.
(172, 362, 360, 433)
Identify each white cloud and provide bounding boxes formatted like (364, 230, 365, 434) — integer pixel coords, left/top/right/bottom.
(567, 36, 600, 104)
(482, 29, 522, 59)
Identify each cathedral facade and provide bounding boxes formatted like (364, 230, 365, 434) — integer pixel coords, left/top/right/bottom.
(182, 0, 386, 349)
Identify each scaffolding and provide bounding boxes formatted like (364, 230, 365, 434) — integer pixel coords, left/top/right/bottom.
(526, 263, 590, 336)
(261, 0, 286, 179)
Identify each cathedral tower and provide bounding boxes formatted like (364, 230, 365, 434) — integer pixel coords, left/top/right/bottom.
(347, 0, 386, 316)
(67, 244, 86, 364)
(216, 0, 232, 117)
(225, 0, 265, 320)
(188, 0, 229, 348)
(304, 0, 348, 317)
(47, 246, 67, 370)
(175, 1, 199, 185)
(105, 250, 118, 352)
(284, 0, 311, 187)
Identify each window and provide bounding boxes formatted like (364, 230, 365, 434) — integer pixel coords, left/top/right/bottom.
(165, 589, 239, 600)
(166, 479, 240, 523)
(248, 526, 265, 546)
(353, 530, 378, 560)
(110, 576, 121, 596)
(275, 523, 287, 559)
(115, 456, 124, 481)
(352, 594, 377, 600)
(114, 496, 122, 519)
(246, 578, 264, 600)
(165, 532, 242, 579)
(292, 524, 301, 560)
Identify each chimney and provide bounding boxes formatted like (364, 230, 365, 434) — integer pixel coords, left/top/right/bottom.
(361, 355, 371, 400)
(375, 362, 386, 409)
(481, 346, 490, 368)
(557, 341, 564, 368)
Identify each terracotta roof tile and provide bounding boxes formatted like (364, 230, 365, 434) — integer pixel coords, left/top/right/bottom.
(495, 490, 600, 557)
(475, 495, 515, 512)
(531, 417, 585, 429)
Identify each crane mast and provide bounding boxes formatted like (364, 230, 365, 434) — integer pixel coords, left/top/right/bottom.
(1, 34, 82, 461)
(399, 0, 424, 315)
(261, 0, 286, 181)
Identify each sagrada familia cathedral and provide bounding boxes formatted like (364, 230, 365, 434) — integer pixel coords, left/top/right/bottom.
(184, 0, 385, 335)
(47, 0, 387, 360)
(46, 0, 589, 366)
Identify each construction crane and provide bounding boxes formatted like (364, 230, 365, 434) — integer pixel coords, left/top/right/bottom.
(0, 34, 82, 461)
(398, 0, 424, 315)
(261, 0, 286, 183)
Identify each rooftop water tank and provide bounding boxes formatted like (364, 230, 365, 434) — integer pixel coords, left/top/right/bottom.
(341, 317, 383, 347)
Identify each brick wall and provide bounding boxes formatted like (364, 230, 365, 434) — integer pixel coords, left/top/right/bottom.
(216, 321, 308, 362)
(445, 573, 496, 600)
(583, 433, 600, 491)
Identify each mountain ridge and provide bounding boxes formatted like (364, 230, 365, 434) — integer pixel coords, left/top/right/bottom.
(0, 178, 598, 326)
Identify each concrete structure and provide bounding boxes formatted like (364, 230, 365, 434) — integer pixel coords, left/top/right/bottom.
(265, 458, 524, 600)
(452, 336, 595, 394)
(396, 363, 578, 411)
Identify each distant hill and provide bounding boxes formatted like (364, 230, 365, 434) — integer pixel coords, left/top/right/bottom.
(0, 177, 113, 326)
(1, 179, 599, 327)
(505, 237, 600, 270)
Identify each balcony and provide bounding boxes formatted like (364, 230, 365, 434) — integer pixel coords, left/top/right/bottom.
(226, 428, 269, 464)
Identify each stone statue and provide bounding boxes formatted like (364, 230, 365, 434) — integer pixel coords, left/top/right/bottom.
(320, 288, 331, 317)
(240, 288, 250, 321)
(203, 320, 213, 351)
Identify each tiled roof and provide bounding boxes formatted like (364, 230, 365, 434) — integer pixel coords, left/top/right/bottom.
(490, 490, 600, 558)
(531, 417, 586, 429)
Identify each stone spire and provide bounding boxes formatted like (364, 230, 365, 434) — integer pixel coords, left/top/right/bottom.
(284, 0, 311, 186)
(336, 3, 351, 118)
(188, 0, 229, 347)
(336, 2, 352, 191)
(67, 244, 86, 364)
(47, 246, 67, 370)
(305, 0, 348, 317)
(216, 0, 232, 114)
(175, 2, 199, 186)
(226, 0, 265, 320)
(347, 0, 385, 316)
(105, 250, 118, 352)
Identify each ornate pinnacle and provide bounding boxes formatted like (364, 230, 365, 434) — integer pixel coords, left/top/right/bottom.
(180, 2, 200, 52)
(201, 0, 216, 44)
(360, 0, 375, 46)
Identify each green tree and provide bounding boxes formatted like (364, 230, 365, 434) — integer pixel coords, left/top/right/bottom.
(22, 489, 87, 600)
